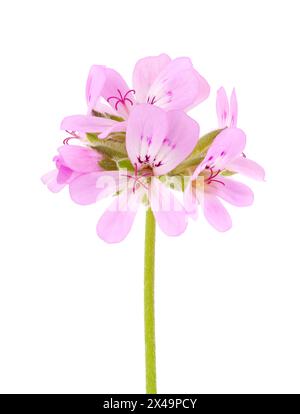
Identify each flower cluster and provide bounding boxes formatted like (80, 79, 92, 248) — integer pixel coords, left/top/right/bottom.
(42, 54, 264, 243)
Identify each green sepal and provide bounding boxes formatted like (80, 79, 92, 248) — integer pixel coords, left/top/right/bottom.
(98, 159, 118, 171)
(117, 158, 135, 171)
(196, 128, 223, 153)
(86, 133, 128, 159)
(91, 109, 124, 123)
(86, 133, 101, 145)
(221, 169, 237, 176)
(169, 128, 223, 175)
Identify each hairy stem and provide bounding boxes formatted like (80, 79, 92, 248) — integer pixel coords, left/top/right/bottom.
(144, 208, 157, 394)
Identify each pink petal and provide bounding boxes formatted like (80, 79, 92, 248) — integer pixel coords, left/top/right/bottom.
(58, 145, 101, 173)
(69, 171, 122, 205)
(184, 68, 210, 111)
(230, 88, 238, 128)
(60, 115, 126, 137)
(203, 193, 232, 232)
(42, 168, 80, 193)
(216, 87, 229, 128)
(101, 67, 131, 100)
(192, 128, 246, 179)
(183, 182, 199, 220)
(132, 54, 171, 103)
(96, 189, 141, 243)
(61, 114, 116, 131)
(226, 156, 265, 181)
(56, 164, 73, 184)
(41, 170, 65, 193)
(92, 102, 120, 118)
(101, 67, 135, 119)
(126, 104, 168, 167)
(85, 65, 106, 110)
(207, 177, 254, 206)
(98, 121, 127, 138)
(147, 57, 210, 111)
(153, 110, 199, 175)
(150, 178, 187, 236)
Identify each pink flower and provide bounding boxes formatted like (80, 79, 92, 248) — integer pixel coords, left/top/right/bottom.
(216, 86, 238, 129)
(42, 145, 102, 193)
(69, 104, 199, 243)
(61, 54, 209, 139)
(216, 87, 265, 180)
(185, 126, 265, 231)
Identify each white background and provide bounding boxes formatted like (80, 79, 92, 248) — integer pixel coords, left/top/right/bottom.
(0, 0, 299, 394)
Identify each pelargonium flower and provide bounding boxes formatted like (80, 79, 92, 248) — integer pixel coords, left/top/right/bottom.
(43, 56, 265, 394)
(61, 54, 209, 140)
(69, 104, 199, 243)
(185, 128, 253, 231)
(185, 88, 265, 231)
(216, 87, 264, 180)
(216, 86, 238, 129)
(42, 144, 103, 193)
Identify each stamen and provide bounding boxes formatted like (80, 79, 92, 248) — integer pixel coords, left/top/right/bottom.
(136, 154, 163, 169)
(63, 130, 80, 145)
(210, 168, 221, 180)
(209, 179, 225, 186)
(121, 162, 150, 193)
(107, 89, 135, 111)
(123, 89, 135, 106)
(205, 168, 225, 186)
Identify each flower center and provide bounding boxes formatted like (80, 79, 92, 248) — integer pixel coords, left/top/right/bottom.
(121, 163, 152, 194)
(137, 154, 163, 169)
(107, 89, 135, 111)
(135, 135, 175, 170)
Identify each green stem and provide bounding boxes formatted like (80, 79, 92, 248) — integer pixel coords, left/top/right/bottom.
(144, 208, 157, 394)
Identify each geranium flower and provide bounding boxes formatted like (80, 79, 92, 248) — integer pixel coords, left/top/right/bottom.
(185, 127, 264, 231)
(216, 86, 238, 129)
(61, 54, 209, 139)
(69, 104, 199, 243)
(216, 87, 265, 180)
(42, 144, 103, 193)
(43, 56, 265, 394)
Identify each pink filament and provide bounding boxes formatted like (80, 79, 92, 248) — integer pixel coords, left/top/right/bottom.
(107, 89, 135, 111)
(205, 168, 225, 186)
(63, 131, 80, 145)
(121, 163, 150, 194)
